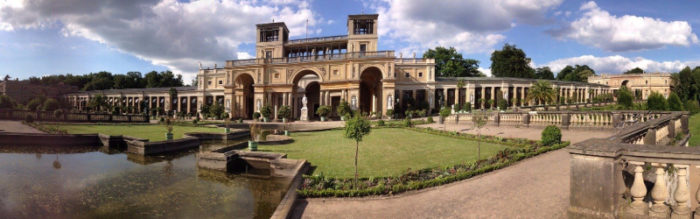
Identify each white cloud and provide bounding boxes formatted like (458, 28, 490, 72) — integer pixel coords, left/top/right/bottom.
(0, 0, 321, 82)
(478, 67, 492, 77)
(373, 0, 562, 55)
(545, 55, 700, 74)
(236, 52, 253, 59)
(551, 1, 698, 52)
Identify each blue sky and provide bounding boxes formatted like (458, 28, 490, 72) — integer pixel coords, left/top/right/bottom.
(1, 0, 700, 83)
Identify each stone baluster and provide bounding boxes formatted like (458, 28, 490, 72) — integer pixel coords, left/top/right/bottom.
(629, 164, 648, 215)
(650, 165, 670, 217)
(672, 166, 690, 219)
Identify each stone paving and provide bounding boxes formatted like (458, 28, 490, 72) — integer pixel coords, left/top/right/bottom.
(0, 120, 44, 134)
(293, 123, 614, 219)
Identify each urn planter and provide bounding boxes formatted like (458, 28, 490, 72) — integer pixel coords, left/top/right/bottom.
(320, 116, 326, 122)
(248, 140, 258, 151)
(165, 132, 173, 140)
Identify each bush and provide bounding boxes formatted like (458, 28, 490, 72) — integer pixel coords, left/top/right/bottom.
(439, 107, 451, 119)
(616, 87, 634, 109)
(26, 98, 42, 111)
(0, 95, 16, 109)
(209, 103, 225, 119)
(25, 114, 34, 123)
(220, 112, 229, 119)
(316, 105, 331, 118)
(403, 117, 413, 127)
(646, 92, 668, 111)
(427, 116, 434, 123)
(385, 109, 394, 119)
(253, 112, 261, 120)
(278, 105, 291, 120)
(685, 100, 700, 114)
(53, 109, 64, 118)
(192, 118, 199, 125)
(417, 109, 426, 118)
(376, 119, 385, 126)
(159, 117, 165, 122)
(41, 98, 60, 111)
(462, 102, 471, 112)
(497, 98, 508, 110)
(260, 105, 272, 119)
(337, 101, 351, 118)
(667, 92, 684, 111)
(541, 125, 562, 146)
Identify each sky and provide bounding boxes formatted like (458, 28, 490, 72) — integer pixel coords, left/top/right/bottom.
(2, 0, 700, 84)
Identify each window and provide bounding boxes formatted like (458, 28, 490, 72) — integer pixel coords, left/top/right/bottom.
(208, 81, 212, 85)
(333, 70, 338, 75)
(645, 80, 648, 85)
(261, 29, 279, 42)
(353, 19, 374, 34)
(218, 80, 223, 85)
(405, 73, 410, 78)
(274, 73, 280, 78)
(418, 72, 423, 77)
(360, 44, 366, 52)
(265, 51, 272, 59)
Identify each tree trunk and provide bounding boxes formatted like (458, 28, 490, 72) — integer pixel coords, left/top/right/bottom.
(355, 141, 359, 189)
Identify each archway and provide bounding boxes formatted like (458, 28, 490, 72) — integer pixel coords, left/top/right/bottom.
(359, 67, 383, 114)
(621, 80, 629, 87)
(292, 71, 321, 120)
(235, 74, 255, 119)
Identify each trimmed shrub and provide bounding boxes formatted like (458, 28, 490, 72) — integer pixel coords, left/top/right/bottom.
(53, 109, 64, 118)
(426, 116, 434, 123)
(192, 118, 199, 125)
(260, 105, 272, 119)
(253, 112, 261, 120)
(316, 105, 331, 118)
(278, 105, 291, 120)
(42, 98, 61, 111)
(403, 117, 412, 127)
(337, 101, 351, 118)
(385, 109, 394, 119)
(667, 92, 684, 111)
(376, 119, 385, 126)
(26, 98, 42, 111)
(439, 107, 451, 119)
(25, 114, 34, 123)
(684, 100, 700, 114)
(646, 92, 668, 111)
(497, 98, 508, 110)
(209, 103, 225, 119)
(541, 125, 562, 146)
(462, 102, 471, 112)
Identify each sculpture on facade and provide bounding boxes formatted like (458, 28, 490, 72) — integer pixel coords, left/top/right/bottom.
(300, 95, 309, 121)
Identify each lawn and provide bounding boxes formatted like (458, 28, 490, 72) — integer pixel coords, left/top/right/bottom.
(43, 124, 224, 141)
(690, 114, 700, 146)
(257, 128, 511, 177)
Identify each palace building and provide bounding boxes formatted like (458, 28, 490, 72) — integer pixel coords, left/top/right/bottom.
(587, 73, 672, 100)
(64, 14, 613, 120)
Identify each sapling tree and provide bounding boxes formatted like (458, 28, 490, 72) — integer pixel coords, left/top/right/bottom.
(472, 111, 488, 160)
(344, 113, 371, 188)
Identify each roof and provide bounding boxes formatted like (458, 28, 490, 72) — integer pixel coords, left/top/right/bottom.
(436, 77, 610, 87)
(66, 86, 197, 95)
(348, 14, 379, 19)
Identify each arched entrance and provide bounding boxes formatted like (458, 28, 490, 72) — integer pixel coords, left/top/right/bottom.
(359, 67, 383, 114)
(235, 74, 255, 119)
(292, 71, 321, 120)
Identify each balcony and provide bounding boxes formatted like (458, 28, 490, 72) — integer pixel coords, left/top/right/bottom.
(285, 35, 348, 45)
(225, 51, 395, 67)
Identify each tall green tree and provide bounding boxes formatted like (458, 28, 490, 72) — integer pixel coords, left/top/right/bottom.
(617, 86, 634, 109)
(535, 67, 555, 80)
(344, 113, 371, 188)
(556, 65, 596, 82)
(490, 44, 535, 78)
(624, 67, 644, 74)
(646, 92, 668, 111)
(668, 92, 684, 111)
(423, 47, 482, 77)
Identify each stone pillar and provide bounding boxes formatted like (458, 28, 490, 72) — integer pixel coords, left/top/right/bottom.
(612, 112, 623, 128)
(644, 127, 657, 145)
(682, 113, 689, 134)
(522, 113, 530, 127)
(494, 112, 501, 126)
(668, 119, 676, 140)
(561, 113, 571, 130)
(480, 86, 485, 108)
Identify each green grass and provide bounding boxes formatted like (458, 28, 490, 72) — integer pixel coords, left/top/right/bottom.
(690, 114, 700, 146)
(43, 124, 224, 141)
(257, 128, 510, 177)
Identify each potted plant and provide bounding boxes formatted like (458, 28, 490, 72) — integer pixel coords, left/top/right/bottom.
(253, 112, 261, 121)
(316, 105, 330, 121)
(487, 99, 495, 109)
(385, 109, 394, 119)
(439, 106, 451, 124)
(337, 100, 351, 121)
(224, 118, 231, 133)
(278, 105, 291, 123)
(165, 118, 173, 140)
(260, 105, 272, 122)
(248, 122, 261, 151)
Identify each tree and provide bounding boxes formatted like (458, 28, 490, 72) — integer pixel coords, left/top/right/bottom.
(423, 46, 482, 77)
(617, 86, 634, 109)
(42, 98, 61, 111)
(668, 92, 684, 111)
(88, 94, 108, 112)
(624, 67, 644, 74)
(0, 95, 15, 109)
(646, 92, 668, 111)
(169, 87, 178, 113)
(535, 67, 554, 80)
(490, 44, 535, 78)
(526, 81, 556, 108)
(209, 103, 225, 119)
(557, 65, 596, 82)
(471, 111, 488, 160)
(26, 98, 43, 111)
(344, 113, 371, 188)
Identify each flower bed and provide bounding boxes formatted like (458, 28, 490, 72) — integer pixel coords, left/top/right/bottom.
(297, 127, 569, 198)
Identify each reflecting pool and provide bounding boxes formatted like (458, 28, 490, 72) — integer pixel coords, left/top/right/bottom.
(0, 142, 289, 218)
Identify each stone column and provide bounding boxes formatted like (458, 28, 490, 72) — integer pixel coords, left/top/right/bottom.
(480, 86, 485, 108)
(644, 127, 657, 145)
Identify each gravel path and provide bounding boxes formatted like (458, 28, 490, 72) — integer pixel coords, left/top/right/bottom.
(0, 120, 43, 133)
(294, 124, 613, 218)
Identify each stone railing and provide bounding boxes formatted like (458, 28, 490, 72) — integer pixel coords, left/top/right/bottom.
(286, 35, 348, 44)
(0, 109, 149, 123)
(445, 110, 675, 130)
(226, 51, 395, 67)
(568, 111, 695, 218)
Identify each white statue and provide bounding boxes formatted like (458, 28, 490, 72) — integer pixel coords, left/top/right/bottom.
(387, 95, 393, 109)
(300, 95, 309, 121)
(302, 95, 308, 106)
(470, 94, 474, 104)
(256, 99, 262, 112)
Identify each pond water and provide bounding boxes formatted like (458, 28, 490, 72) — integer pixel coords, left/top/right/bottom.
(0, 141, 289, 219)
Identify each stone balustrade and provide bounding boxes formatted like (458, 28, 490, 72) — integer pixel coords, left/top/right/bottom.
(0, 109, 149, 123)
(568, 111, 693, 218)
(443, 110, 678, 130)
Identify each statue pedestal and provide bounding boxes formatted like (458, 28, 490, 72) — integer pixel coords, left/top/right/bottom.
(300, 107, 308, 121)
